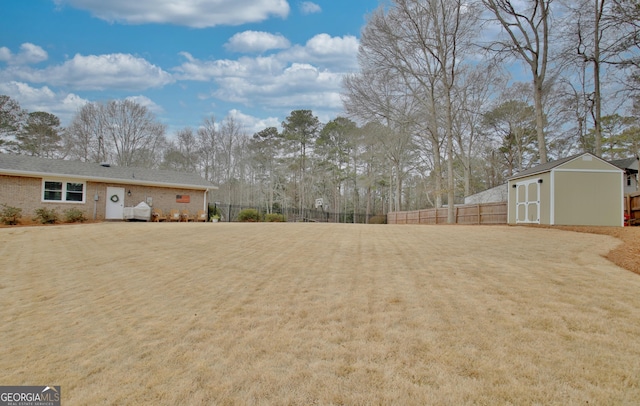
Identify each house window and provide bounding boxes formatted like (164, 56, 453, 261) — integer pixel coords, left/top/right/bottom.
(43, 180, 86, 203)
(628, 175, 632, 187)
(66, 182, 84, 201)
(43, 181, 63, 201)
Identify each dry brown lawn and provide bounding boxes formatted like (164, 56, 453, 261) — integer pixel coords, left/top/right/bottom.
(1, 222, 640, 405)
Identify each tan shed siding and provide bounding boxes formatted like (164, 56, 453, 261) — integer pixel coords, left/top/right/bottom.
(539, 173, 551, 224)
(552, 171, 623, 226)
(560, 154, 616, 171)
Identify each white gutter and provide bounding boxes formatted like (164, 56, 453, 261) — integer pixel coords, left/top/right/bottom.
(203, 190, 208, 213)
(550, 169, 555, 225)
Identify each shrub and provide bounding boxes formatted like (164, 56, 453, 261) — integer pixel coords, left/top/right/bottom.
(265, 213, 286, 222)
(33, 207, 59, 224)
(64, 208, 88, 223)
(0, 204, 22, 225)
(237, 208, 260, 222)
(369, 215, 387, 224)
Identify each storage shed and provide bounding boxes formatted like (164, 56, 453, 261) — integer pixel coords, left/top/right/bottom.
(507, 153, 624, 226)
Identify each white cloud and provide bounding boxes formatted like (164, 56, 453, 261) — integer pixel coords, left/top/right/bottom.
(175, 33, 358, 82)
(0, 47, 11, 62)
(225, 31, 291, 53)
(300, 1, 321, 15)
(278, 34, 359, 70)
(53, 0, 290, 28)
(4, 53, 174, 91)
(172, 33, 358, 116)
(226, 109, 281, 134)
(0, 43, 48, 65)
(306, 34, 358, 57)
(174, 54, 254, 81)
(125, 95, 164, 114)
(0, 81, 56, 103)
(0, 81, 89, 124)
(211, 62, 344, 109)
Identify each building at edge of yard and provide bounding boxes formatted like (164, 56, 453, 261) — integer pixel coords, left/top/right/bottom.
(0, 153, 218, 221)
(507, 152, 624, 227)
(609, 156, 639, 195)
(464, 183, 509, 205)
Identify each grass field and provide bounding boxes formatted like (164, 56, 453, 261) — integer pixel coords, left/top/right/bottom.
(1, 223, 640, 405)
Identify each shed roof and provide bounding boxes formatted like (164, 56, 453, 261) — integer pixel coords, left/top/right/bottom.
(508, 152, 621, 181)
(0, 154, 217, 190)
(507, 154, 580, 180)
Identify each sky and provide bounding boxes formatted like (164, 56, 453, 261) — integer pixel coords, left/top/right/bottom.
(0, 0, 381, 136)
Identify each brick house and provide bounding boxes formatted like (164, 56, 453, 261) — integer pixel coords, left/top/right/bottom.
(0, 154, 217, 221)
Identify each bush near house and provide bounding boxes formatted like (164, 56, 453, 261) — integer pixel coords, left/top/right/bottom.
(237, 208, 260, 222)
(33, 208, 59, 224)
(0, 204, 22, 225)
(64, 208, 88, 223)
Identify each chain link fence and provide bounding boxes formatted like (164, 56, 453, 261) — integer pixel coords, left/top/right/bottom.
(210, 203, 383, 224)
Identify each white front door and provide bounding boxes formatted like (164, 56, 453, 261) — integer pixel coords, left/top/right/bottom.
(105, 187, 125, 220)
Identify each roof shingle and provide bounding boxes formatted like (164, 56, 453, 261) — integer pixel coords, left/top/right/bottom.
(0, 154, 216, 190)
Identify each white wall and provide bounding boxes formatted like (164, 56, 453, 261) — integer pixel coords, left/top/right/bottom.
(464, 184, 508, 205)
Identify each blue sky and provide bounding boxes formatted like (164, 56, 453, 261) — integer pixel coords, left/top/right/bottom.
(0, 0, 380, 136)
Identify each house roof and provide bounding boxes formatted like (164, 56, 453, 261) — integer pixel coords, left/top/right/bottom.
(508, 152, 622, 181)
(609, 157, 639, 173)
(0, 154, 217, 190)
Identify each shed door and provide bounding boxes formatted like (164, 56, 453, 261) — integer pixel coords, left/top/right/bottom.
(105, 187, 125, 220)
(515, 179, 540, 224)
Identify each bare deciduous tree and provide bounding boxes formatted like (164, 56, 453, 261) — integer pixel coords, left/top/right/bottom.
(346, 0, 479, 220)
(197, 115, 218, 182)
(64, 99, 166, 167)
(64, 102, 103, 162)
(102, 100, 166, 167)
(482, 0, 554, 163)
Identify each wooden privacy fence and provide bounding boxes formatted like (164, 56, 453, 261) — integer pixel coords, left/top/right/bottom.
(625, 191, 640, 226)
(388, 202, 508, 225)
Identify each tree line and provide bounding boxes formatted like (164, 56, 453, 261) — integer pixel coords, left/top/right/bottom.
(1, 0, 639, 222)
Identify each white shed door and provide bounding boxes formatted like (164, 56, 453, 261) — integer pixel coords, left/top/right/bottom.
(515, 180, 540, 224)
(105, 187, 125, 220)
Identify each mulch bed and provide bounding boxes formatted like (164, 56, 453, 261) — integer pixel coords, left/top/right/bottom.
(553, 226, 640, 276)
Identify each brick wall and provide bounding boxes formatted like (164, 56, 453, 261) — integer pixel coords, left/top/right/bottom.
(0, 174, 207, 221)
